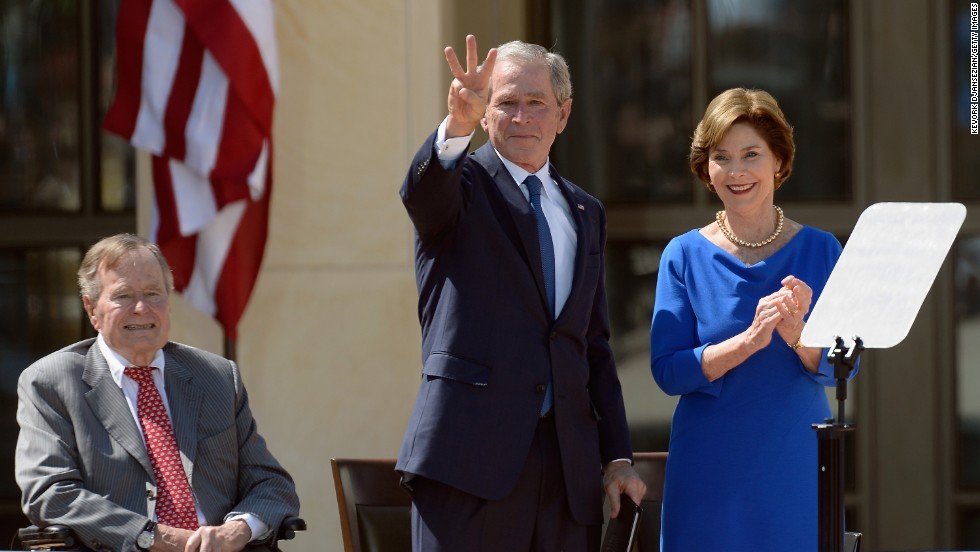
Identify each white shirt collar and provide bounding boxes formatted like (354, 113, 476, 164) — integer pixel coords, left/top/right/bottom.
(97, 333, 166, 388)
(494, 150, 554, 196)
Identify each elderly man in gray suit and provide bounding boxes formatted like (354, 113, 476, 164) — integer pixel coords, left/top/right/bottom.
(15, 234, 299, 552)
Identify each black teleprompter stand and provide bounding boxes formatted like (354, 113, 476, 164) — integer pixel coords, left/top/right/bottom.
(800, 204, 963, 551)
(813, 336, 863, 552)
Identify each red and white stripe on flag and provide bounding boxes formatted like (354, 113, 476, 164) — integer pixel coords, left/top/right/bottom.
(104, 0, 279, 339)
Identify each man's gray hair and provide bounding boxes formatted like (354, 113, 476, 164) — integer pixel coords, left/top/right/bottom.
(490, 41, 573, 104)
(77, 233, 174, 301)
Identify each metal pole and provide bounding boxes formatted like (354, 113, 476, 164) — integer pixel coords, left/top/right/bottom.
(815, 423, 853, 552)
(224, 333, 236, 361)
(815, 336, 861, 552)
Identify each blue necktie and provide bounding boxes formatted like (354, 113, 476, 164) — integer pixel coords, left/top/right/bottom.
(525, 174, 555, 414)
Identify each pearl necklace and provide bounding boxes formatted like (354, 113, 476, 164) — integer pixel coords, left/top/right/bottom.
(716, 205, 784, 248)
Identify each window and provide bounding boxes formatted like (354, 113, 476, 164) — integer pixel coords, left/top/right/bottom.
(551, 0, 851, 204)
(956, 236, 980, 547)
(0, 0, 133, 538)
(705, 0, 850, 201)
(551, 0, 694, 203)
(1, 2, 83, 211)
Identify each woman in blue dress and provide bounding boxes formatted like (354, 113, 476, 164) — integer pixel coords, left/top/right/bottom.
(650, 88, 856, 551)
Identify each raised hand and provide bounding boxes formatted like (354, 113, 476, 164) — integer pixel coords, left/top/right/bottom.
(444, 35, 497, 138)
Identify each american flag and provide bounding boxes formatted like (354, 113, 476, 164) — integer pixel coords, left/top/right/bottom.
(104, 0, 278, 340)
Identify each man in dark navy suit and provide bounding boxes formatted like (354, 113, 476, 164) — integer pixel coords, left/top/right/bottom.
(396, 35, 646, 552)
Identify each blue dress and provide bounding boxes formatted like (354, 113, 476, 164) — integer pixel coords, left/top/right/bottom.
(650, 226, 854, 552)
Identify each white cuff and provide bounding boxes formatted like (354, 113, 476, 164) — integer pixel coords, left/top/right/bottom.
(225, 513, 268, 542)
(435, 117, 475, 169)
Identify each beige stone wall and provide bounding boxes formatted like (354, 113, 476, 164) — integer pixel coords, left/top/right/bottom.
(140, 1, 442, 549)
(237, 1, 439, 547)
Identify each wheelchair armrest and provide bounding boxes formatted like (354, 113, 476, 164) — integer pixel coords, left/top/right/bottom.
(276, 516, 307, 541)
(16, 524, 79, 549)
(244, 516, 306, 550)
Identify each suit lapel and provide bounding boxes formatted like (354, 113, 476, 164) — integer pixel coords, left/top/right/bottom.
(83, 346, 155, 478)
(163, 349, 202, 487)
(473, 145, 553, 315)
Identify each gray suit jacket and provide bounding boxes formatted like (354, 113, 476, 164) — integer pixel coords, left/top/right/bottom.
(15, 338, 299, 551)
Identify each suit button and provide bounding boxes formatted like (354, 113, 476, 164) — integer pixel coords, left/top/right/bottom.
(550, 331, 558, 340)
(535, 384, 547, 394)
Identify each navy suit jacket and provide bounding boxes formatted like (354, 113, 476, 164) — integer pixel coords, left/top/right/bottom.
(396, 131, 633, 525)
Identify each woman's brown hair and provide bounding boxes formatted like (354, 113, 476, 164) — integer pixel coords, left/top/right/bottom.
(689, 88, 795, 191)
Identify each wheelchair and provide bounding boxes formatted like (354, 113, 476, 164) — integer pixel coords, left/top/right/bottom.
(12, 517, 306, 551)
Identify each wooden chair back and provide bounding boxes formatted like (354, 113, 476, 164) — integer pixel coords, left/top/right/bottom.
(330, 458, 411, 552)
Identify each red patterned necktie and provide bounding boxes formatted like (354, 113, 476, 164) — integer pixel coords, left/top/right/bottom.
(125, 366, 200, 530)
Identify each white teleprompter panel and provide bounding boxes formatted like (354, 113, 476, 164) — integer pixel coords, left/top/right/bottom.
(801, 202, 966, 349)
